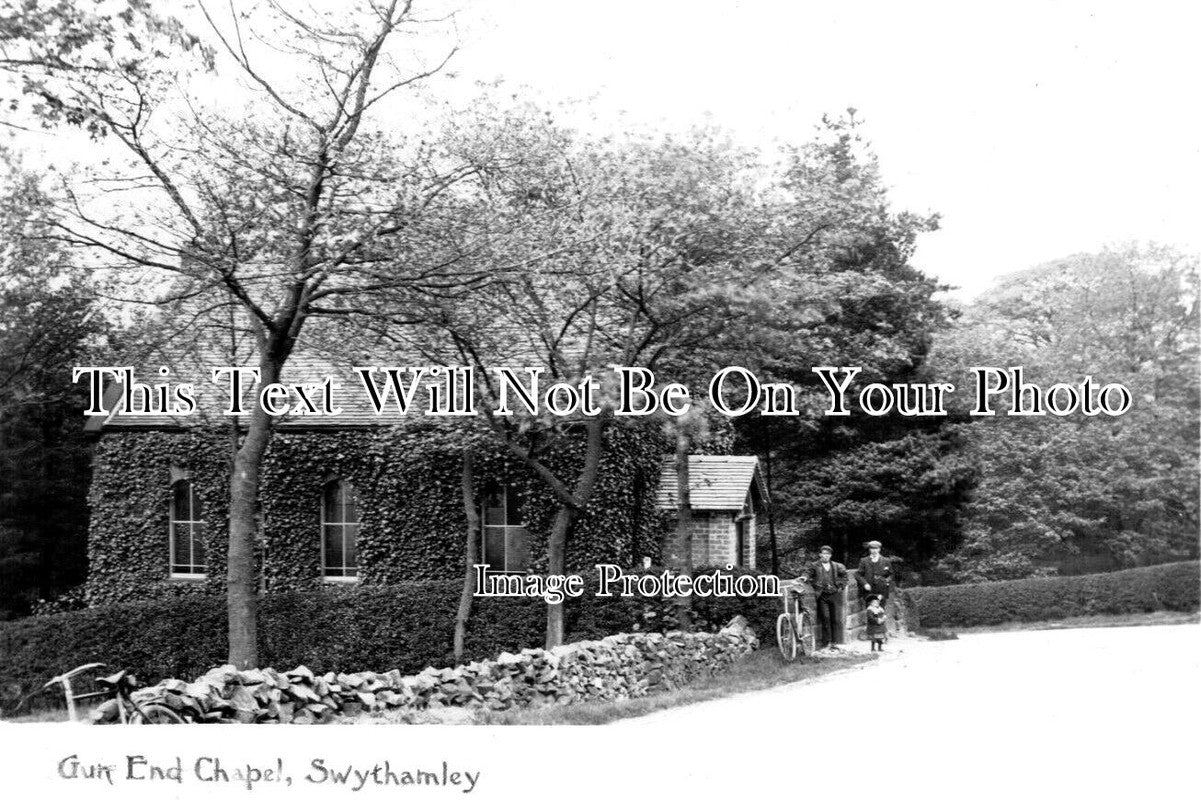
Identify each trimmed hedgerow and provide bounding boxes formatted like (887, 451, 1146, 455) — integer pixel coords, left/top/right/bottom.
(0, 566, 780, 713)
(85, 419, 671, 604)
(906, 561, 1200, 628)
(0, 583, 474, 712)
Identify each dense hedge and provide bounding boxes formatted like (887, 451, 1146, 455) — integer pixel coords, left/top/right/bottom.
(907, 561, 1200, 628)
(0, 565, 779, 713)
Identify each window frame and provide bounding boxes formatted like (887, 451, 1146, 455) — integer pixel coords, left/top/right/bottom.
(321, 479, 361, 583)
(168, 478, 207, 579)
(480, 481, 530, 573)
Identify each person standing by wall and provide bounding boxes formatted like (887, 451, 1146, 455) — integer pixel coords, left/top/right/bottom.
(856, 539, 901, 632)
(856, 540, 896, 606)
(808, 545, 847, 649)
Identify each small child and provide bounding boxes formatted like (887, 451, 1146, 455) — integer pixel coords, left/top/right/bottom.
(865, 595, 887, 651)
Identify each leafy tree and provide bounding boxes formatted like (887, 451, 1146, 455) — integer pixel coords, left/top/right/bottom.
(929, 245, 1200, 581)
(394, 107, 957, 637)
(1, 0, 470, 665)
(713, 111, 955, 571)
(769, 429, 976, 576)
(351, 111, 768, 646)
(0, 158, 104, 618)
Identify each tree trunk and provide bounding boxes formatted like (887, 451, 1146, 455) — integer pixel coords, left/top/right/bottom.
(544, 505, 576, 649)
(543, 417, 606, 649)
(763, 421, 779, 575)
(453, 451, 480, 662)
(673, 428, 693, 632)
(820, 509, 830, 558)
(226, 355, 281, 669)
(37, 402, 54, 600)
(227, 442, 263, 668)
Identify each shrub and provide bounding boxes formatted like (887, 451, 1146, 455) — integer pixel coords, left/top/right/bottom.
(0, 566, 779, 714)
(906, 561, 1200, 628)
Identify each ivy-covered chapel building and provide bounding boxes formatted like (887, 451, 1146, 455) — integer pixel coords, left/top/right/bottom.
(81, 350, 765, 606)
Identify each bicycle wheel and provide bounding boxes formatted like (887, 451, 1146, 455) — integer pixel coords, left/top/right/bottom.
(776, 613, 797, 661)
(797, 612, 816, 657)
(131, 703, 185, 724)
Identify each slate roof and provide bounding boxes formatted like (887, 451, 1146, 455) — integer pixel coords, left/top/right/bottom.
(654, 455, 768, 512)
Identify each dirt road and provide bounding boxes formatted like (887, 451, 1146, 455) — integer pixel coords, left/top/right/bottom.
(615, 623, 1200, 797)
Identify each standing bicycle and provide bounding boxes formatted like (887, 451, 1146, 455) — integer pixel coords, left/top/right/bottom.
(776, 577, 816, 660)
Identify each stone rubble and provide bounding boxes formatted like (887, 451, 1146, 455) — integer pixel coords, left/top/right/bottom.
(92, 617, 758, 724)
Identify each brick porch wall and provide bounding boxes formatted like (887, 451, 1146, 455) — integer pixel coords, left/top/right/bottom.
(663, 511, 756, 569)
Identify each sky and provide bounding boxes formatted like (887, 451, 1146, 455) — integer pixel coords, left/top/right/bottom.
(445, 0, 1201, 298)
(6, 1, 1199, 299)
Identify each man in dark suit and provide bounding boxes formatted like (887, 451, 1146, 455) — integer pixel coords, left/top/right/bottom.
(856, 540, 897, 606)
(807, 545, 848, 649)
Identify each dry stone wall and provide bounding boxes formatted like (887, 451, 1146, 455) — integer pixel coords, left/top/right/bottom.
(93, 619, 759, 724)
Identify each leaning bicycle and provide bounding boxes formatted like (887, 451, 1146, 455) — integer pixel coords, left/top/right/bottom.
(39, 663, 186, 724)
(776, 578, 816, 661)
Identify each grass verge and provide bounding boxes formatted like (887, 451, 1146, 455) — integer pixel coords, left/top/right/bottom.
(1, 695, 104, 724)
(1, 708, 76, 724)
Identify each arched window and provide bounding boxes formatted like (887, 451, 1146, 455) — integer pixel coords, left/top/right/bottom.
(322, 480, 360, 580)
(169, 479, 206, 576)
(481, 482, 529, 572)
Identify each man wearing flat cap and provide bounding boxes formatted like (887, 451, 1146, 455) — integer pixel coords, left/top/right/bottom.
(856, 540, 898, 609)
(807, 545, 848, 649)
